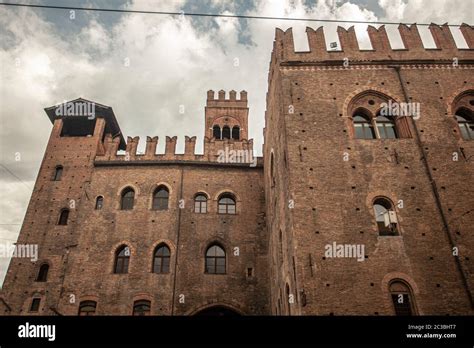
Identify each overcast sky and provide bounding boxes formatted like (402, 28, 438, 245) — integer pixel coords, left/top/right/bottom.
(0, 0, 472, 286)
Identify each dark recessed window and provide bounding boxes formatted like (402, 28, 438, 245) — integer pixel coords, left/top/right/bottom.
(58, 209, 69, 225)
(153, 244, 170, 274)
(213, 125, 221, 139)
(30, 298, 41, 312)
(194, 194, 207, 213)
(390, 281, 414, 316)
(353, 114, 376, 139)
(218, 194, 236, 214)
(114, 245, 130, 274)
(222, 126, 231, 139)
(205, 244, 226, 274)
(152, 186, 169, 210)
(78, 301, 97, 316)
(95, 196, 103, 210)
(36, 264, 49, 282)
(373, 198, 398, 236)
(133, 300, 151, 316)
(231, 126, 240, 140)
(53, 166, 63, 181)
(121, 187, 135, 210)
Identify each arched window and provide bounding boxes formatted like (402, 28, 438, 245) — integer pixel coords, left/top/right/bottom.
(53, 166, 63, 181)
(153, 244, 170, 274)
(194, 194, 207, 213)
(390, 281, 415, 316)
(36, 264, 49, 282)
(218, 193, 236, 214)
(375, 113, 398, 139)
(213, 125, 221, 139)
(133, 300, 151, 316)
(78, 301, 97, 316)
(114, 245, 130, 274)
(58, 209, 69, 225)
(373, 198, 398, 236)
(232, 126, 240, 140)
(222, 126, 231, 139)
(95, 196, 103, 210)
(353, 114, 375, 139)
(205, 244, 226, 274)
(152, 186, 169, 210)
(456, 109, 474, 140)
(121, 187, 135, 210)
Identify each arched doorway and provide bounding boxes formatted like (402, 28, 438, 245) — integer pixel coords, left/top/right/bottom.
(193, 305, 241, 316)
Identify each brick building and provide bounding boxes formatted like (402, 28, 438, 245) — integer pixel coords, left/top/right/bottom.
(1, 23, 473, 316)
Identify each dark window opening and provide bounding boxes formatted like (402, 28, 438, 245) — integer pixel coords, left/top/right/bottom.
(95, 196, 103, 210)
(456, 109, 474, 140)
(78, 301, 97, 316)
(36, 264, 49, 282)
(232, 126, 240, 140)
(60, 117, 96, 137)
(133, 300, 151, 316)
(53, 166, 63, 181)
(58, 209, 69, 225)
(121, 188, 134, 210)
(114, 245, 130, 274)
(390, 281, 414, 316)
(152, 186, 169, 210)
(376, 114, 398, 139)
(153, 244, 170, 274)
(213, 125, 221, 139)
(30, 298, 41, 312)
(222, 126, 231, 139)
(353, 114, 376, 139)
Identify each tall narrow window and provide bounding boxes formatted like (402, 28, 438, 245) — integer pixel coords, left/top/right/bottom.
(218, 193, 236, 214)
(58, 209, 69, 225)
(95, 196, 103, 210)
(232, 126, 240, 140)
(390, 281, 414, 316)
(456, 111, 474, 140)
(153, 244, 170, 274)
(53, 166, 63, 181)
(373, 198, 398, 236)
(375, 114, 398, 139)
(222, 126, 231, 139)
(353, 114, 376, 139)
(133, 300, 151, 316)
(78, 301, 97, 316)
(286, 283, 291, 315)
(205, 244, 226, 274)
(194, 194, 207, 213)
(121, 188, 134, 210)
(213, 125, 221, 139)
(36, 264, 49, 282)
(30, 298, 41, 312)
(152, 186, 169, 210)
(114, 245, 130, 274)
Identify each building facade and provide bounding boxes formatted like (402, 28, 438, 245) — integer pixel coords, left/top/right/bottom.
(1, 23, 473, 316)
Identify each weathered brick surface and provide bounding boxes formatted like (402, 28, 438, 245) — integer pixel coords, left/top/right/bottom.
(264, 24, 474, 315)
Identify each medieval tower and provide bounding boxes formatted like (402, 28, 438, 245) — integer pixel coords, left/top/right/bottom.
(0, 23, 473, 316)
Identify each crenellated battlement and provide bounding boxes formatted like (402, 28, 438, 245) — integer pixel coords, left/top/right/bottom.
(206, 89, 248, 108)
(273, 23, 474, 63)
(95, 134, 261, 166)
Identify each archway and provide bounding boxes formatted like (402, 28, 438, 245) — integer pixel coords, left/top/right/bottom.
(193, 305, 241, 316)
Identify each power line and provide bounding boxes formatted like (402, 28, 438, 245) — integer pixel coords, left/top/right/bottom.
(0, 2, 468, 27)
(0, 164, 32, 191)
